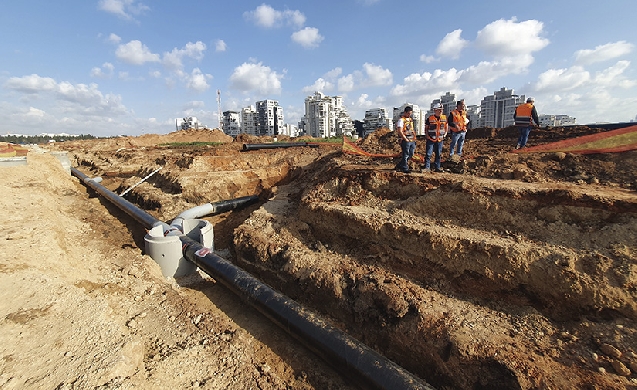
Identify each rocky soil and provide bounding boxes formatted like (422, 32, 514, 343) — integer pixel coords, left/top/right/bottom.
(2, 125, 636, 389)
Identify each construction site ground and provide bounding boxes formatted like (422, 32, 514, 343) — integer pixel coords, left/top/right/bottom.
(1, 125, 636, 390)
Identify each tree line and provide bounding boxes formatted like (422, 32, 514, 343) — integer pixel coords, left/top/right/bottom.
(0, 134, 97, 144)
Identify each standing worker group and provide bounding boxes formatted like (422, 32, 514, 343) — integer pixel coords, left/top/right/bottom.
(395, 106, 416, 173)
(514, 97, 539, 149)
(422, 103, 448, 172)
(448, 100, 468, 158)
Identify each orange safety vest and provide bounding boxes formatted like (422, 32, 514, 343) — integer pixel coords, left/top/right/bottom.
(426, 115, 447, 142)
(449, 109, 467, 132)
(515, 103, 534, 127)
(397, 117, 415, 141)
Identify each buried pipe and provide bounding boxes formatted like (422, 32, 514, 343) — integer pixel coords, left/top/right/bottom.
(181, 237, 434, 390)
(242, 142, 319, 151)
(71, 167, 434, 390)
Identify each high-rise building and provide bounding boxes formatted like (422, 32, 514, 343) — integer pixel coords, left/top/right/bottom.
(363, 108, 392, 137)
(479, 87, 525, 128)
(222, 111, 241, 137)
(255, 100, 284, 136)
(241, 105, 258, 135)
(431, 92, 457, 117)
(300, 92, 353, 138)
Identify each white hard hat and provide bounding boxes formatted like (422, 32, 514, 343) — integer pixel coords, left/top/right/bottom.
(432, 103, 443, 109)
(527, 97, 535, 103)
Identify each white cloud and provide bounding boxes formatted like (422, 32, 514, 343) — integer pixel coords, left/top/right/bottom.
(337, 63, 393, 92)
(594, 61, 636, 88)
(162, 41, 206, 70)
(215, 39, 227, 52)
(291, 27, 324, 49)
(229, 62, 283, 95)
(302, 78, 334, 93)
(90, 62, 114, 78)
(325, 67, 343, 79)
(98, 0, 149, 21)
(436, 29, 469, 59)
(244, 5, 305, 29)
(391, 68, 462, 97)
(186, 68, 212, 92)
(575, 41, 635, 65)
(4, 74, 129, 120)
(534, 66, 590, 92)
(475, 18, 549, 58)
(460, 55, 534, 84)
(108, 33, 121, 44)
(420, 54, 436, 64)
(26, 107, 45, 117)
(115, 40, 160, 65)
(303, 68, 342, 93)
(4, 74, 57, 93)
(350, 93, 385, 110)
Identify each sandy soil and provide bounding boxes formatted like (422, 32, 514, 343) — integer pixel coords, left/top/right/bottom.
(2, 126, 636, 389)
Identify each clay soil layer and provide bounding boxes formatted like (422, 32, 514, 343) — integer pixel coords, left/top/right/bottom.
(3, 126, 637, 390)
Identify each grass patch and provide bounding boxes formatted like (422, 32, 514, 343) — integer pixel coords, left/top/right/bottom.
(159, 141, 225, 147)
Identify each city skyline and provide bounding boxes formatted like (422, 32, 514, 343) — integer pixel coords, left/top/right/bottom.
(1, 1, 635, 137)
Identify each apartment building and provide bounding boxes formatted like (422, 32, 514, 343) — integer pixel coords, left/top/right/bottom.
(479, 87, 525, 128)
(300, 92, 354, 138)
(255, 100, 284, 136)
(431, 91, 458, 117)
(222, 111, 241, 137)
(241, 105, 258, 135)
(363, 108, 392, 137)
(538, 114, 577, 127)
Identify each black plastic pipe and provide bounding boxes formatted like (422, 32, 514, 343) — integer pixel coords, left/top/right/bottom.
(72, 167, 159, 229)
(71, 167, 435, 390)
(209, 195, 259, 214)
(181, 236, 434, 390)
(242, 142, 319, 151)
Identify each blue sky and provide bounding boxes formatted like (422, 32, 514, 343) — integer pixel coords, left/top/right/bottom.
(1, 0, 636, 137)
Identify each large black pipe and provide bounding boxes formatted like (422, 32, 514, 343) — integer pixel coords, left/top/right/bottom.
(242, 142, 319, 151)
(71, 167, 434, 390)
(72, 167, 158, 229)
(181, 236, 433, 390)
(209, 195, 259, 214)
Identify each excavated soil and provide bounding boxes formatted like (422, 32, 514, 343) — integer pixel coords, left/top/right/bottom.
(6, 126, 637, 389)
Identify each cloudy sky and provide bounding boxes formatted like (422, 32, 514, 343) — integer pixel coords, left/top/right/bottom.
(1, 0, 636, 137)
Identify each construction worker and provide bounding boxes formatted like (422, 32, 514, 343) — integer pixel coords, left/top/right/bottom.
(395, 106, 416, 173)
(422, 103, 447, 172)
(448, 100, 468, 158)
(514, 97, 539, 149)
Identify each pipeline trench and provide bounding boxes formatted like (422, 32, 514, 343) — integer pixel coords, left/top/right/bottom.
(48, 126, 637, 390)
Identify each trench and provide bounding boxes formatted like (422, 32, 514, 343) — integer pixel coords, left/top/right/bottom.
(71, 166, 435, 390)
(66, 140, 637, 390)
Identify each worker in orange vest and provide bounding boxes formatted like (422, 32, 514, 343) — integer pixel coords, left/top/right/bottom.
(448, 100, 468, 158)
(422, 103, 447, 172)
(514, 97, 539, 149)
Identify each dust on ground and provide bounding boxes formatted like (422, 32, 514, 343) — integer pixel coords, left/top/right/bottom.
(2, 126, 637, 389)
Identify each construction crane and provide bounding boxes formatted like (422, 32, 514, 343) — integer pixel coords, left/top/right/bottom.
(216, 89, 222, 131)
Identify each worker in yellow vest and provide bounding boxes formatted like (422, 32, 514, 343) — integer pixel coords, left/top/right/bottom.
(395, 106, 416, 173)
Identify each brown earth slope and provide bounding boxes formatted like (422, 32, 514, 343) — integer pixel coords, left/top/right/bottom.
(6, 125, 636, 389)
